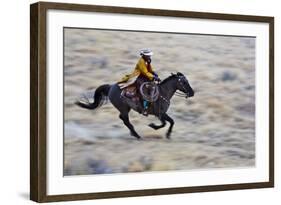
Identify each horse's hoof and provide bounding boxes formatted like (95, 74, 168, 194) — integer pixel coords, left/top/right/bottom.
(130, 131, 142, 140)
(166, 133, 171, 139)
(134, 135, 142, 140)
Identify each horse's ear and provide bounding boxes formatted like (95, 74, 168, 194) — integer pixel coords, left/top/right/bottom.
(171, 72, 175, 76)
(177, 72, 184, 76)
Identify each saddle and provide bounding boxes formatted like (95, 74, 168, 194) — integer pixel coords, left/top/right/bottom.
(121, 85, 140, 102)
(121, 82, 159, 113)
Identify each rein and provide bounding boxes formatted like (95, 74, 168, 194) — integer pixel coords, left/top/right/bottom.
(153, 75, 191, 114)
(175, 91, 189, 98)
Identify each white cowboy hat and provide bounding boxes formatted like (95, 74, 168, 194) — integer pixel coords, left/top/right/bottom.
(140, 49, 153, 56)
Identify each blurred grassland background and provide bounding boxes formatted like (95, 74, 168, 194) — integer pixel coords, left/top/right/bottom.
(64, 28, 255, 176)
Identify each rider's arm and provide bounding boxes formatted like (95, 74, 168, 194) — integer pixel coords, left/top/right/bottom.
(149, 66, 159, 80)
(138, 59, 154, 80)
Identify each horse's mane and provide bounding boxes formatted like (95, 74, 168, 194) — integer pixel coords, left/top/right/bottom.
(160, 74, 177, 85)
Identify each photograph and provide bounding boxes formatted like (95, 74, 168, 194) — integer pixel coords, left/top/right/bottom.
(63, 28, 256, 176)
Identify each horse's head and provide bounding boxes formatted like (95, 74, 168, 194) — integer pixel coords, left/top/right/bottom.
(172, 72, 194, 97)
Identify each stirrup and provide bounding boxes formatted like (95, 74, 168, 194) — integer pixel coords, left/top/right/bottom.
(142, 109, 148, 116)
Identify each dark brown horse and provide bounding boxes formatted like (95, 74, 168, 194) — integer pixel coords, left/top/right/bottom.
(75, 72, 194, 139)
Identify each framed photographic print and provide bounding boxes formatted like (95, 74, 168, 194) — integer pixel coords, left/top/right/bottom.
(30, 1, 274, 202)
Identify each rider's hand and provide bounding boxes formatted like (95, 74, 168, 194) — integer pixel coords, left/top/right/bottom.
(154, 75, 161, 82)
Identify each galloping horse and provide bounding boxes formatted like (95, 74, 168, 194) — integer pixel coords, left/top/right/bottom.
(75, 72, 194, 139)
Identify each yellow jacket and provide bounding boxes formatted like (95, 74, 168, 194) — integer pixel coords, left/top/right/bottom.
(118, 58, 154, 83)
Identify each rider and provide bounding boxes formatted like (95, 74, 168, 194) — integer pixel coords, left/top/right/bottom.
(118, 49, 161, 116)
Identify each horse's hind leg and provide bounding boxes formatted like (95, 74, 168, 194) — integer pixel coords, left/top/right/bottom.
(119, 113, 141, 139)
(162, 113, 174, 139)
(148, 117, 166, 130)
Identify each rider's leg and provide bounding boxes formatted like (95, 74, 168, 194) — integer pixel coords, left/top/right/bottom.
(143, 100, 149, 116)
(143, 100, 148, 109)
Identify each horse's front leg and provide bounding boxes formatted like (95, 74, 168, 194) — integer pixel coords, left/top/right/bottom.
(162, 113, 174, 139)
(119, 113, 141, 139)
(148, 117, 166, 130)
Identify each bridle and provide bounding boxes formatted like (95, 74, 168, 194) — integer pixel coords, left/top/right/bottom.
(175, 76, 190, 98)
(152, 75, 191, 109)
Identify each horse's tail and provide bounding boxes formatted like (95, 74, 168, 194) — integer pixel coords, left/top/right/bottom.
(75, 84, 111, 110)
